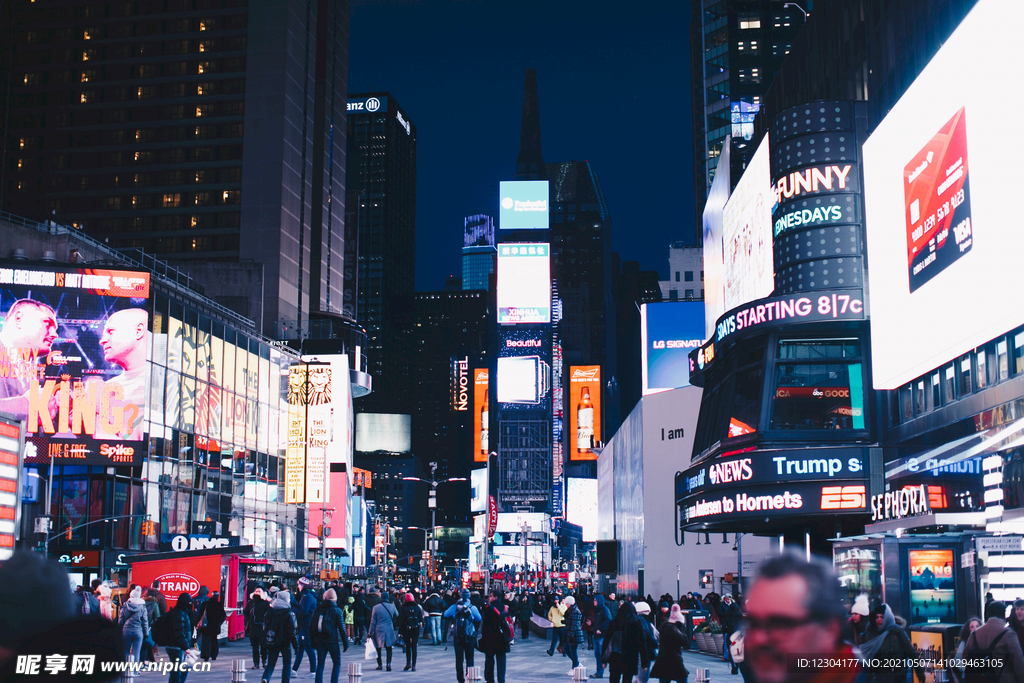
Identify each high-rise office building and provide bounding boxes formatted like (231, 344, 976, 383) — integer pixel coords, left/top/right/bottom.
(690, 0, 805, 240)
(0, 0, 350, 334)
(346, 92, 417, 415)
(462, 214, 496, 291)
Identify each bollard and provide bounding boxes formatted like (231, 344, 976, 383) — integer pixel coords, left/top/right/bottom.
(348, 661, 363, 683)
(572, 665, 588, 681)
(231, 659, 247, 683)
(467, 665, 483, 681)
(698, 667, 711, 682)
(933, 671, 948, 683)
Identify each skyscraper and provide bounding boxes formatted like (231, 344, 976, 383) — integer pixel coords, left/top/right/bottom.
(690, 0, 805, 240)
(0, 0, 351, 334)
(346, 92, 417, 415)
(462, 214, 496, 291)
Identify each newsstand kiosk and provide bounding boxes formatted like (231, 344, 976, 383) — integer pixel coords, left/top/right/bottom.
(127, 544, 255, 641)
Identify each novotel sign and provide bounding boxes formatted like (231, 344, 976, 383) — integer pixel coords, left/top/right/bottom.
(453, 357, 469, 412)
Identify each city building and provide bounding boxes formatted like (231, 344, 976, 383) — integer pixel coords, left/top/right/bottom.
(612, 257, 663, 433)
(462, 214, 496, 291)
(660, 242, 704, 301)
(346, 93, 417, 416)
(0, 0, 351, 335)
(690, 0, 806, 239)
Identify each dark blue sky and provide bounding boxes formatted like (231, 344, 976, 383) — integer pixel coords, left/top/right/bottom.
(348, 0, 695, 291)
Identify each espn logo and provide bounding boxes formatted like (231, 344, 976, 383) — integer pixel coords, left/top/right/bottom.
(820, 485, 866, 510)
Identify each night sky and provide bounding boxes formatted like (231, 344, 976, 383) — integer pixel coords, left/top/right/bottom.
(348, 0, 695, 291)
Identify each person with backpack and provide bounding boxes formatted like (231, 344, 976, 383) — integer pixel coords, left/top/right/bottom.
(859, 604, 925, 683)
(119, 586, 150, 675)
(163, 593, 196, 683)
(311, 588, 347, 683)
(368, 591, 399, 671)
(564, 596, 585, 673)
(73, 584, 100, 616)
(197, 591, 227, 662)
(479, 589, 514, 683)
(964, 600, 1024, 683)
(246, 588, 270, 669)
(261, 589, 299, 683)
(443, 588, 483, 683)
(396, 593, 424, 671)
(149, 580, 168, 616)
(292, 577, 319, 677)
(142, 588, 162, 662)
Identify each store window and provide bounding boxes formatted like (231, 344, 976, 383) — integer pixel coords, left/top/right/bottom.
(771, 339, 865, 430)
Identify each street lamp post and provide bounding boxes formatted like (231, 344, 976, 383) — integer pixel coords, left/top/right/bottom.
(403, 463, 466, 588)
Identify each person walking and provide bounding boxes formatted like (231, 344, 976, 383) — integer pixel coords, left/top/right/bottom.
(142, 587, 162, 662)
(353, 588, 369, 643)
(261, 589, 299, 683)
(396, 593, 424, 671)
(311, 588, 347, 683)
(246, 588, 270, 669)
(650, 605, 689, 683)
(517, 593, 533, 641)
(859, 604, 924, 683)
(444, 589, 483, 683)
(166, 593, 196, 683)
(292, 577, 319, 677)
(548, 595, 567, 656)
(424, 590, 446, 645)
(721, 594, 744, 674)
(591, 594, 612, 679)
(564, 596, 585, 673)
(368, 592, 399, 671)
(197, 591, 226, 662)
(342, 597, 356, 641)
(602, 601, 651, 683)
(73, 584, 100, 616)
(118, 586, 150, 675)
(149, 580, 168, 616)
(479, 590, 513, 683)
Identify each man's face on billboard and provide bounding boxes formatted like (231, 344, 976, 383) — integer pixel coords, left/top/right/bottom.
(6, 302, 58, 353)
(100, 309, 147, 369)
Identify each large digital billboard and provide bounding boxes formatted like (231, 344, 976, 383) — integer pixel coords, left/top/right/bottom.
(703, 136, 731, 339)
(496, 328, 550, 409)
(641, 301, 705, 395)
(471, 467, 488, 513)
(499, 181, 549, 230)
(723, 134, 774, 311)
(567, 477, 597, 542)
(355, 413, 411, 453)
(0, 265, 151, 467)
(568, 366, 601, 460)
(0, 418, 22, 560)
(863, 0, 1020, 389)
(473, 368, 489, 462)
(496, 243, 550, 324)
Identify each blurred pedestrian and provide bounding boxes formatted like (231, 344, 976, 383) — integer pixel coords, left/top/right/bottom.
(368, 592, 398, 671)
(166, 594, 195, 683)
(602, 601, 651, 683)
(479, 590, 513, 683)
(118, 586, 150, 674)
(292, 577, 319, 676)
(651, 604, 689, 683)
(262, 589, 299, 683)
(245, 587, 270, 669)
(197, 590, 226, 662)
(548, 595, 567, 656)
(312, 589, 346, 683)
(564, 596, 585, 673)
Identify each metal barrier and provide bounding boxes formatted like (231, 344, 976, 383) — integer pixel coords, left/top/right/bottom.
(467, 665, 483, 681)
(231, 659, 247, 682)
(347, 662, 362, 682)
(572, 665, 589, 681)
(695, 667, 711, 682)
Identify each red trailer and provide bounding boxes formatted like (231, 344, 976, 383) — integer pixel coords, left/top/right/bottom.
(127, 545, 255, 641)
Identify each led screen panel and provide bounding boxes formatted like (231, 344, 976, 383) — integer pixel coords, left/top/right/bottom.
(863, 0, 1024, 389)
(355, 413, 411, 453)
(473, 369, 489, 462)
(499, 181, 549, 230)
(568, 366, 601, 461)
(641, 301, 706, 395)
(722, 135, 774, 311)
(567, 477, 598, 542)
(0, 266, 151, 467)
(471, 468, 488, 513)
(496, 243, 550, 324)
(703, 136, 730, 339)
(496, 328, 550, 409)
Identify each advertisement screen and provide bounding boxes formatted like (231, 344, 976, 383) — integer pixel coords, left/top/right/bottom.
(473, 369, 489, 462)
(567, 477, 597, 542)
(471, 468, 488, 513)
(703, 137, 730, 339)
(497, 328, 550, 409)
(496, 243, 550, 324)
(0, 419, 22, 559)
(722, 135, 774, 311)
(452, 356, 470, 411)
(641, 302, 705, 395)
(568, 366, 601, 460)
(863, 0, 1023, 389)
(499, 181, 549, 230)
(0, 266, 151, 467)
(355, 413, 411, 453)
(908, 549, 955, 625)
(128, 554, 221, 610)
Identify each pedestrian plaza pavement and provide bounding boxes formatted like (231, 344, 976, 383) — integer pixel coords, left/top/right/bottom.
(145, 632, 735, 683)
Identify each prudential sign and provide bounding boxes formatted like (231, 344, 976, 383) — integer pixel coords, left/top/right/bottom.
(499, 180, 549, 230)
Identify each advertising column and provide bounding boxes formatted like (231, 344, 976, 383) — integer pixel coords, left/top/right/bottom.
(0, 417, 23, 560)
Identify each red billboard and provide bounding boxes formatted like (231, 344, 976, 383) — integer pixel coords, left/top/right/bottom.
(568, 366, 600, 461)
(473, 369, 489, 462)
(128, 554, 221, 609)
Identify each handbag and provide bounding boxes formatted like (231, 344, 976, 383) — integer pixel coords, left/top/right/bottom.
(602, 630, 623, 664)
(183, 648, 201, 667)
(364, 637, 378, 661)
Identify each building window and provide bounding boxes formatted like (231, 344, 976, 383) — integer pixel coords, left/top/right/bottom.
(669, 290, 678, 301)
(739, 16, 761, 29)
(675, 271, 680, 282)
(685, 271, 694, 282)
(685, 289, 694, 298)
(771, 339, 865, 431)
(701, 271, 704, 281)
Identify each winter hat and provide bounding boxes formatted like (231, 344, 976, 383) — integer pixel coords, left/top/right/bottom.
(130, 587, 143, 600)
(562, 596, 575, 607)
(298, 577, 312, 590)
(0, 551, 74, 648)
(268, 586, 280, 596)
(323, 589, 337, 602)
(277, 590, 291, 603)
(669, 604, 685, 624)
(405, 593, 416, 603)
(461, 589, 471, 602)
(851, 594, 870, 616)
(634, 601, 651, 615)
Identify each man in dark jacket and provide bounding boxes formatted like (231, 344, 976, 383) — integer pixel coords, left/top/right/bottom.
(72, 584, 101, 616)
(591, 594, 612, 679)
(721, 594, 744, 674)
(262, 589, 299, 683)
(166, 593, 196, 683)
(149, 580, 168, 616)
(964, 600, 1024, 683)
(197, 591, 227, 662)
(312, 589, 347, 683)
(424, 592, 445, 645)
(292, 578, 319, 676)
(444, 589, 483, 683)
(516, 594, 533, 640)
(245, 588, 270, 670)
(479, 590, 512, 683)
(563, 596, 585, 672)
(352, 588, 369, 643)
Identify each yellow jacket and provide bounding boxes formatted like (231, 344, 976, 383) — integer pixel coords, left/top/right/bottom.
(548, 604, 566, 628)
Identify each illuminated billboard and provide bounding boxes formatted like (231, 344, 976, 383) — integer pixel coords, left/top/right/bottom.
(355, 413, 411, 453)
(497, 329, 550, 409)
(567, 477, 598, 542)
(568, 366, 601, 460)
(284, 365, 309, 504)
(0, 266, 151, 467)
(473, 369, 489, 462)
(641, 302, 705, 395)
(452, 356, 470, 411)
(703, 137, 730, 339)
(471, 467, 488, 513)
(723, 135, 774, 311)
(496, 243, 550, 324)
(0, 418, 22, 560)
(863, 0, 1020, 389)
(499, 181, 549, 230)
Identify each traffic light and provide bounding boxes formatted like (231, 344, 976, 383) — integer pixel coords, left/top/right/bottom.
(140, 520, 156, 536)
(699, 569, 714, 588)
(65, 525, 72, 540)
